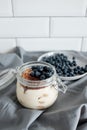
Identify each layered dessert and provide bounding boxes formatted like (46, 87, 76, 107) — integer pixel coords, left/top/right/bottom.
(16, 64, 58, 109)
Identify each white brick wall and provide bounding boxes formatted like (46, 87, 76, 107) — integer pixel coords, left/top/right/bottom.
(0, 39, 16, 53)
(0, 0, 87, 52)
(17, 38, 82, 51)
(0, 0, 12, 16)
(51, 18, 87, 37)
(13, 0, 86, 16)
(0, 18, 49, 37)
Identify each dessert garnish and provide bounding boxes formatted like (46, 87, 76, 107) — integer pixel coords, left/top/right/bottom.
(22, 65, 54, 80)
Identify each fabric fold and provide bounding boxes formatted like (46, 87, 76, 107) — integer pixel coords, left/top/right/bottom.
(0, 47, 87, 130)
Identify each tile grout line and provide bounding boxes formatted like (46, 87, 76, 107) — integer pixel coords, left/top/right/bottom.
(11, 0, 14, 17)
(0, 36, 87, 39)
(80, 6, 87, 51)
(85, 8, 87, 17)
(80, 37, 84, 51)
(49, 17, 51, 38)
(0, 16, 86, 18)
(0, 37, 86, 39)
(85, 0, 87, 17)
(15, 38, 18, 47)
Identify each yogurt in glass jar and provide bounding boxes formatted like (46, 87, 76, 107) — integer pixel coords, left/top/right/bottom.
(16, 61, 66, 109)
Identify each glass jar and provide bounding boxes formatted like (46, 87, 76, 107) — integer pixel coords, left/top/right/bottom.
(16, 61, 67, 110)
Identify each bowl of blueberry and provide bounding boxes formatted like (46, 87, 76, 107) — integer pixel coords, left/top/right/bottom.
(38, 51, 87, 80)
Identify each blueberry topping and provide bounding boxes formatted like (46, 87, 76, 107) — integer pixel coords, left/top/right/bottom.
(30, 65, 54, 80)
(35, 71, 41, 77)
(30, 71, 35, 77)
(45, 66, 50, 71)
(40, 75, 46, 80)
(45, 72, 52, 78)
(32, 66, 38, 70)
(38, 66, 44, 71)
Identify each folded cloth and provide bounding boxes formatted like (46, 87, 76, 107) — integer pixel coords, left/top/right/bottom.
(0, 47, 87, 130)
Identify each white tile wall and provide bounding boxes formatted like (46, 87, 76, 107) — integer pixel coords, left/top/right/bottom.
(0, 18, 49, 37)
(51, 18, 87, 37)
(0, 39, 16, 53)
(81, 38, 87, 51)
(0, 0, 12, 16)
(17, 38, 82, 51)
(13, 0, 86, 16)
(0, 0, 87, 53)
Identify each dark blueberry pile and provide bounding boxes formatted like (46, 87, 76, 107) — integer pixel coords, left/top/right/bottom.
(41, 53, 87, 77)
(30, 65, 54, 80)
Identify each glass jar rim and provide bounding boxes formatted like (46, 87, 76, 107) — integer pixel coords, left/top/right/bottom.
(17, 61, 57, 87)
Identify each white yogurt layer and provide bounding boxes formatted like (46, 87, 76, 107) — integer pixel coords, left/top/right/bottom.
(16, 82, 58, 109)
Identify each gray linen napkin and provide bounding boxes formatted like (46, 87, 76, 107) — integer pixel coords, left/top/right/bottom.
(0, 47, 87, 130)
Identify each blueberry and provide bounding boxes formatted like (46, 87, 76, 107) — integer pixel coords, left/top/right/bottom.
(42, 57, 47, 62)
(69, 61, 73, 67)
(45, 72, 51, 78)
(56, 68, 61, 73)
(43, 66, 51, 72)
(43, 66, 47, 70)
(85, 65, 87, 69)
(58, 72, 62, 76)
(57, 64, 62, 69)
(69, 70, 75, 76)
(79, 70, 84, 74)
(64, 56, 68, 60)
(72, 56, 75, 60)
(35, 71, 41, 77)
(60, 53, 64, 57)
(40, 75, 46, 80)
(32, 66, 38, 70)
(30, 71, 35, 77)
(51, 60, 55, 65)
(37, 66, 44, 72)
(65, 73, 70, 77)
(48, 72, 53, 77)
(62, 65, 67, 70)
(72, 61, 77, 66)
(84, 65, 87, 72)
(63, 69, 68, 74)
(40, 66, 44, 71)
(32, 65, 44, 73)
(76, 66, 80, 70)
(74, 70, 78, 75)
(80, 67, 85, 72)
